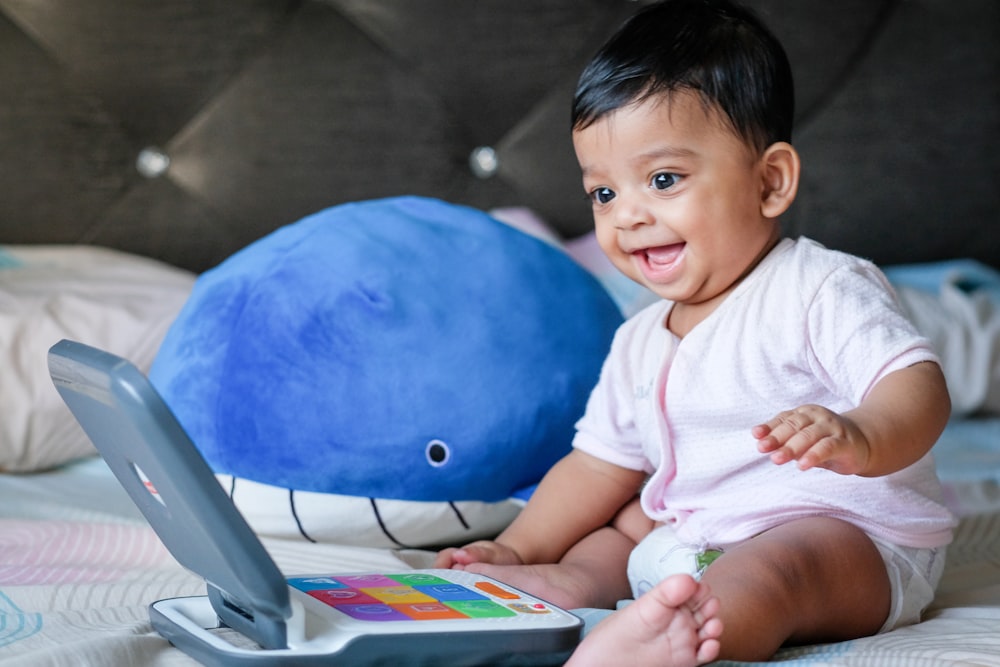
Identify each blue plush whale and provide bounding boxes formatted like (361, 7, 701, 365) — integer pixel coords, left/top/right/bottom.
(150, 197, 623, 547)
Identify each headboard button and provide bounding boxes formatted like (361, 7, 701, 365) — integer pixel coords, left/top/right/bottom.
(469, 145, 499, 179)
(136, 147, 171, 179)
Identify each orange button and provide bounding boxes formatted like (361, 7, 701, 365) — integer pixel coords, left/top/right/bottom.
(475, 581, 521, 600)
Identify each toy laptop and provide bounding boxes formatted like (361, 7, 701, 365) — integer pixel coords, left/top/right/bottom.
(48, 339, 582, 666)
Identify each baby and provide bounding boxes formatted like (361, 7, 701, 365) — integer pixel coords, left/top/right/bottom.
(436, 1, 956, 665)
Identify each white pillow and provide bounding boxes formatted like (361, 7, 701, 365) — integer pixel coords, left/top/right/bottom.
(895, 282, 1000, 416)
(886, 260, 1000, 417)
(0, 245, 195, 472)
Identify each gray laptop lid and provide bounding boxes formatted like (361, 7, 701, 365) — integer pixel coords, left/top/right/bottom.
(47, 339, 291, 649)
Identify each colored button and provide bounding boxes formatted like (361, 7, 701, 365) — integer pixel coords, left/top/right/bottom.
(393, 603, 469, 621)
(309, 588, 380, 607)
(445, 599, 517, 619)
(414, 584, 486, 602)
(390, 573, 451, 587)
(334, 574, 398, 588)
(288, 576, 348, 592)
(508, 602, 552, 614)
(362, 586, 437, 605)
(475, 581, 521, 600)
(336, 604, 411, 622)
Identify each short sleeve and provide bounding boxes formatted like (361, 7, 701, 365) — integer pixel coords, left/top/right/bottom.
(572, 313, 659, 474)
(805, 261, 939, 405)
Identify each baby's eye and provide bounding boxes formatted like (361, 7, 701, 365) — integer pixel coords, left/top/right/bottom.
(651, 172, 681, 191)
(589, 187, 616, 205)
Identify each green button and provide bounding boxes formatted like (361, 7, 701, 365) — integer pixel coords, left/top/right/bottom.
(445, 599, 517, 618)
(389, 573, 451, 587)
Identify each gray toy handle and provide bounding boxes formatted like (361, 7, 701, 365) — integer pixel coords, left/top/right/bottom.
(48, 339, 291, 650)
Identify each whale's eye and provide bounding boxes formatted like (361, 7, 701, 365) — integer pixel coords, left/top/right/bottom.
(425, 440, 450, 467)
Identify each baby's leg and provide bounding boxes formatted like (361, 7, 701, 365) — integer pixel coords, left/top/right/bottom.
(567, 574, 722, 667)
(567, 517, 890, 666)
(702, 516, 891, 661)
(463, 526, 635, 609)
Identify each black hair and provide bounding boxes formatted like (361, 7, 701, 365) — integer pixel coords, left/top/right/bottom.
(572, 0, 794, 154)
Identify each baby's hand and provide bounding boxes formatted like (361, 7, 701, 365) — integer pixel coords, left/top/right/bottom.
(433, 540, 524, 569)
(753, 404, 871, 475)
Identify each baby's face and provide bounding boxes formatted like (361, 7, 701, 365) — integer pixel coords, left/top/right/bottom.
(573, 91, 779, 317)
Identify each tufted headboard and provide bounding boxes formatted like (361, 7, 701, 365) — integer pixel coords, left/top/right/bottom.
(1, 0, 997, 273)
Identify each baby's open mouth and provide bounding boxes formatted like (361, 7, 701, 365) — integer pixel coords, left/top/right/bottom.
(631, 242, 686, 283)
(640, 243, 685, 269)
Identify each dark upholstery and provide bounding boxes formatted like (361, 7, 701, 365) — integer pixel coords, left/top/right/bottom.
(1, 0, 997, 272)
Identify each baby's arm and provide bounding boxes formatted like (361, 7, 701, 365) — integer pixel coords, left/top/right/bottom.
(435, 449, 646, 568)
(754, 360, 950, 477)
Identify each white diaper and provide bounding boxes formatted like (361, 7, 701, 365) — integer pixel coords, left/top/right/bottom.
(870, 536, 946, 633)
(626, 524, 722, 598)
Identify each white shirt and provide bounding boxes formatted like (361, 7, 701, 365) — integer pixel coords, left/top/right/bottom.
(574, 238, 956, 549)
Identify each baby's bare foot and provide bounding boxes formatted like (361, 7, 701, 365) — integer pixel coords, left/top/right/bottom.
(567, 574, 722, 667)
(460, 562, 606, 610)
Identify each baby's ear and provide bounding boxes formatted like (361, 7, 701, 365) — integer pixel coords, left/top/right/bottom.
(759, 142, 800, 219)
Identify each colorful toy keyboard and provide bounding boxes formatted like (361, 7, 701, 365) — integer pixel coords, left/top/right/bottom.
(289, 570, 568, 624)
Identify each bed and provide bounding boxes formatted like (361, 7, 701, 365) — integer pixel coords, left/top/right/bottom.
(2, 1, 999, 665)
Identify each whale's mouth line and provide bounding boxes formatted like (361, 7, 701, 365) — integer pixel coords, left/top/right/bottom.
(370, 497, 412, 548)
(450, 501, 470, 530)
(291, 489, 317, 543)
(370, 498, 470, 549)
(227, 477, 473, 548)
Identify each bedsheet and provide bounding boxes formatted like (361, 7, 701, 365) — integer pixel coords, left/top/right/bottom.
(3, 446, 1000, 666)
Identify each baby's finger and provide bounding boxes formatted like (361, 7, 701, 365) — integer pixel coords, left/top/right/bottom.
(449, 547, 482, 565)
(766, 426, 826, 466)
(451, 542, 512, 566)
(433, 547, 460, 569)
(752, 423, 780, 453)
(754, 410, 812, 453)
(787, 435, 834, 470)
